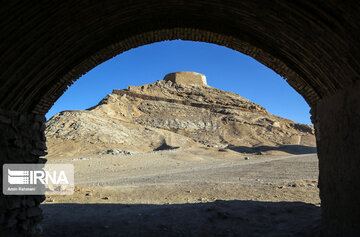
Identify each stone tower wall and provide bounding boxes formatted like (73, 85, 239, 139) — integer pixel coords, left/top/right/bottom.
(163, 72, 207, 86)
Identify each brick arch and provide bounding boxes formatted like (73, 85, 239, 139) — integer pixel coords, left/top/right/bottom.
(1, 1, 360, 236)
(1, 1, 358, 114)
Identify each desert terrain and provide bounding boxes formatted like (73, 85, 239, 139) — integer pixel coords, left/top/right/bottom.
(41, 148, 320, 236)
(41, 72, 319, 236)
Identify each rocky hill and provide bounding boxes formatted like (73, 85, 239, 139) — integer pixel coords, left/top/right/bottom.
(45, 72, 315, 157)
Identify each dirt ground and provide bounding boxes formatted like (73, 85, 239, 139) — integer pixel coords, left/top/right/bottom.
(41, 148, 320, 236)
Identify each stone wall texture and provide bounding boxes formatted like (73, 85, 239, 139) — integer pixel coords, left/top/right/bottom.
(163, 71, 207, 86)
(0, 109, 46, 236)
(312, 81, 360, 236)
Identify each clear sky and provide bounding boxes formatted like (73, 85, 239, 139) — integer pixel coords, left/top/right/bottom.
(46, 40, 312, 124)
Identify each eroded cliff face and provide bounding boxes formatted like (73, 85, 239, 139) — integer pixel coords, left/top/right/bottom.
(45, 75, 315, 157)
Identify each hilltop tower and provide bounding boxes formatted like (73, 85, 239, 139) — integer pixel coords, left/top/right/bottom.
(163, 71, 207, 86)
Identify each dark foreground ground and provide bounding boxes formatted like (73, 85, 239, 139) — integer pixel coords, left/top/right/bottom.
(41, 151, 320, 236)
(42, 200, 320, 237)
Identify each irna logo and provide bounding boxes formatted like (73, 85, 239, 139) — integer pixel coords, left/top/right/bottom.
(7, 169, 69, 185)
(3, 164, 74, 195)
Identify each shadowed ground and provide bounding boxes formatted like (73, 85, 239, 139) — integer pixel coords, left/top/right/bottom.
(42, 152, 320, 236)
(42, 200, 320, 237)
(227, 145, 317, 155)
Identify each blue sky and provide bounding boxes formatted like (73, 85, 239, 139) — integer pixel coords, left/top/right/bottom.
(46, 40, 311, 124)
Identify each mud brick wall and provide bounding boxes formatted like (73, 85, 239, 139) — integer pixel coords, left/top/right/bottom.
(0, 109, 47, 236)
(311, 81, 360, 236)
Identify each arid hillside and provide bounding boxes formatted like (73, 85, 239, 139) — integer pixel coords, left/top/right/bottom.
(45, 72, 315, 157)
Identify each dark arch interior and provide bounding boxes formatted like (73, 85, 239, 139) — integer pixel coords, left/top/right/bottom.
(2, 1, 359, 115)
(1, 1, 360, 236)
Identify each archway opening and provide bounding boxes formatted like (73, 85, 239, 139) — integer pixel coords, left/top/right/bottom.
(40, 40, 319, 236)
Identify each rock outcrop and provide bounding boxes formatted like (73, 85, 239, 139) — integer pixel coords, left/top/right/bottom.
(45, 72, 315, 157)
